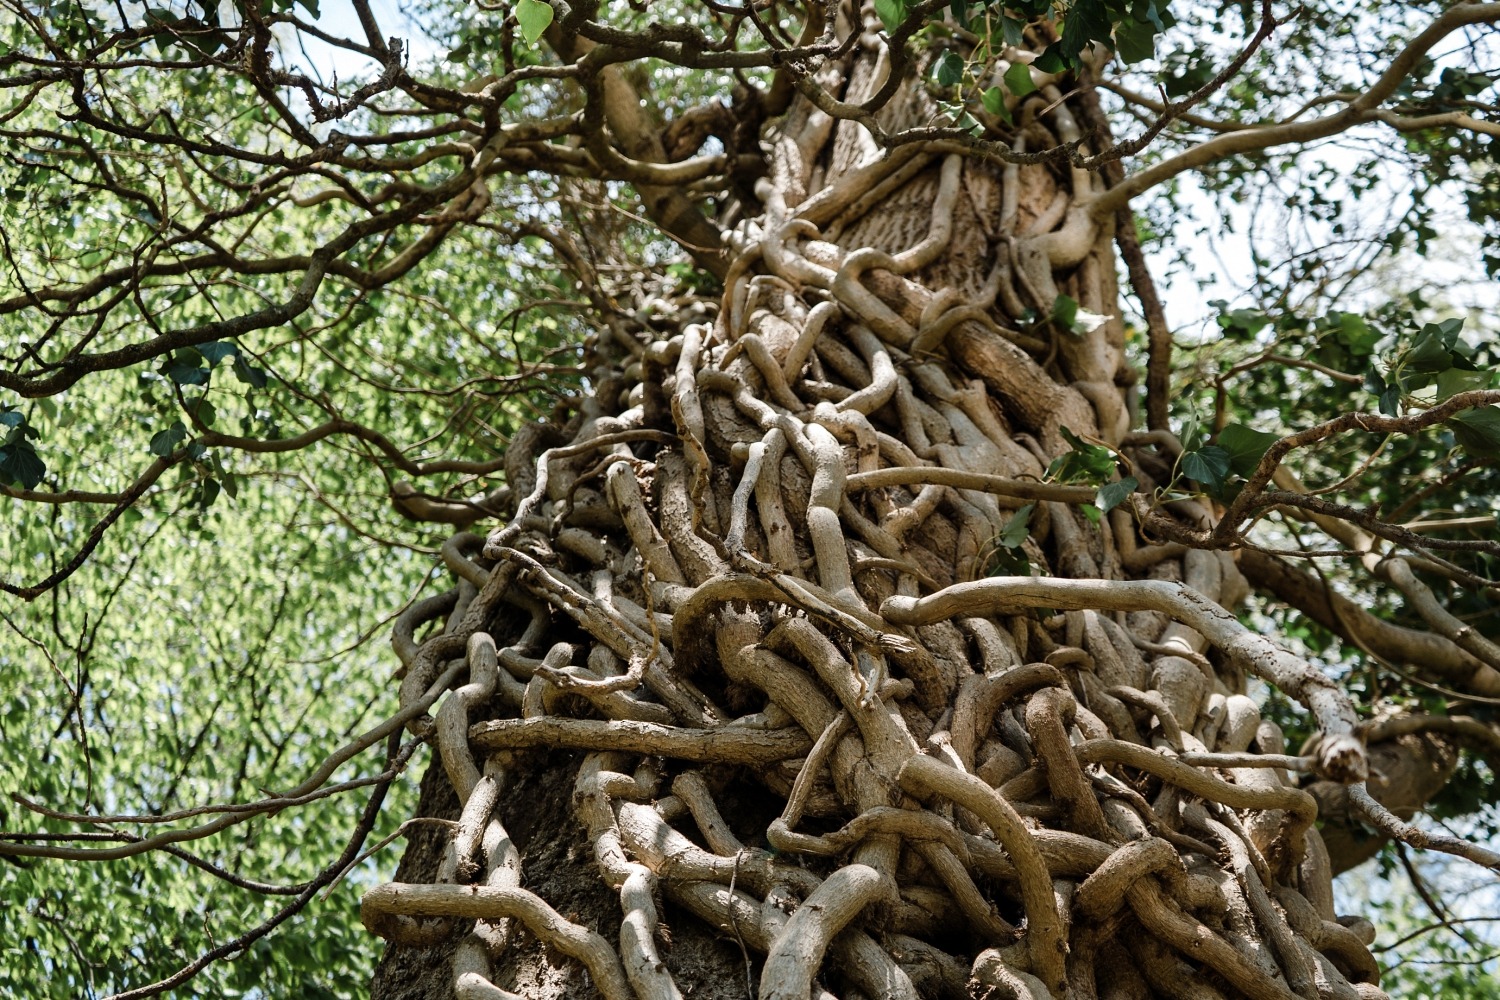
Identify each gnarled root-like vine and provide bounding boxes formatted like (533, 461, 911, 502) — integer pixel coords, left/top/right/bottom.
(363, 91, 1403, 1000)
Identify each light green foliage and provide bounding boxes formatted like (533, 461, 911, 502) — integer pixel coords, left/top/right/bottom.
(0, 463, 429, 996)
(516, 0, 554, 44)
(0, 12, 591, 990)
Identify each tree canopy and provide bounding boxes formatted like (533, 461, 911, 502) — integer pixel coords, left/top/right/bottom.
(2, 0, 1500, 998)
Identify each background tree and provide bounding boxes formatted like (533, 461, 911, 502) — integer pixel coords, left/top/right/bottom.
(2, 1, 1500, 998)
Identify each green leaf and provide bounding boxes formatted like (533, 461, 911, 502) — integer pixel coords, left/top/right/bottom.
(197, 341, 239, 365)
(1448, 407, 1500, 458)
(1000, 503, 1035, 548)
(1050, 294, 1079, 330)
(1406, 322, 1460, 373)
(1001, 15, 1024, 47)
(516, 0, 554, 44)
(1216, 424, 1280, 477)
(875, 0, 907, 32)
(934, 51, 965, 88)
(1047, 426, 1117, 485)
(186, 397, 217, 428)
(1181, 446, 1232, 488)
(1059, 0, 1111, 62)
(1217, 306, 1272, 338)
(1095, 476, 1138, 514)
(233, 356, 269, 388)
(197, 478, 221, 510)
(1178, 412, 1203, 451)
(1004, 60, 1037, 96)
(0, 443, 45, 489)
(164, 353, 210, 386)
(1435, 367, 1493, 400)
(1113, 17, 1157, 64)
(1436, 317, 1465, 340)
(149, 421, 188, 457)
(981, 86, 1007, 118)
(1032, 43, 1068, 74)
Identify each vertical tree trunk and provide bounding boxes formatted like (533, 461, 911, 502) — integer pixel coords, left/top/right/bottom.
(368, 20, 1383, 1000)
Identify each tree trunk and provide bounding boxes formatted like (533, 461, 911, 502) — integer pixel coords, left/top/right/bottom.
(367, 21, 1386, 1000)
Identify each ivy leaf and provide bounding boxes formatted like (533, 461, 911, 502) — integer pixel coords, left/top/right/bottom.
(1059, 0, 1111, 62)
(149, 420, 187, 457)
(1000, 15, 1024, 47)
(981, 86, 1010, 122)
(516, 0, 554, 44)
(1032, 43, 1068, 74)
(1436, 367, 1493, 400)
(1448, 407, 1500, 458)
(1435, 317, 1465, 340)
(1050, 294, 1079, 330)
(1000, 503, 1035, 548)
(874, 0, 907, 33)
(934, 51, 965, 88)
(186, 397, 217, 428)
(1095, 476, 1138, 514)
(1047, 426, 1117, 485)
(1217, 305, 1272, 339)
(163, 352, 210, 386)
(1406, 327, 1456, 373)
(1181, 446, 1232, 489)
(1113, 17, 1157, 64)
(233, 356, 269, 389)
(1047, 294, 1108, 337)
(197, 341, 239, 365)
(0, 442, 45, 489)
(1178, 412, 1203, 451)
(1216, 424, 1280, 478)
(1004, 60, 1037, 96)
(1366, 368, 1403, 416)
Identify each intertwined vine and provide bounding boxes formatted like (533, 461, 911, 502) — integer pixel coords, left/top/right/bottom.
(361, 147, 1387, 1000)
